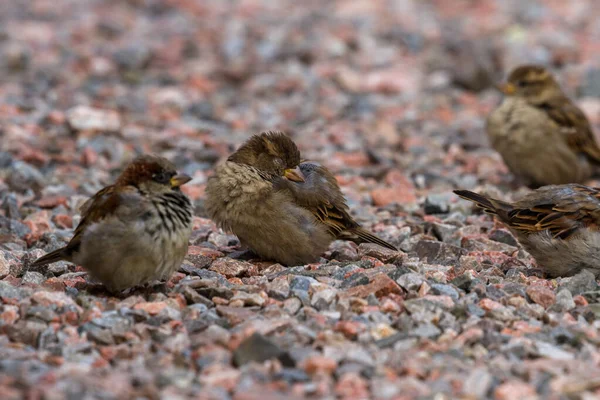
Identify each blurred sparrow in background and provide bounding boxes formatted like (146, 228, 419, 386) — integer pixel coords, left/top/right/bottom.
(205, 131, 396, 266)
(455, 184, 600, 277)
(31, 155, 193, 293)
(487, 65, 600, 187)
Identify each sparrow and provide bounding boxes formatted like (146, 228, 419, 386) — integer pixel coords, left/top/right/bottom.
(31, 155, 193, 293)
(487, 64, 600, 187)
(204, 131, 396, 266)
(454, 185, 600, 277)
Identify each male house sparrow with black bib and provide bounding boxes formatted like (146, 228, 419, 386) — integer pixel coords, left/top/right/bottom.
(31, 155, 193, 292)
(454, 185, 600, 277)
(487, 65, 600, 187)
(205, 131, 396, 266)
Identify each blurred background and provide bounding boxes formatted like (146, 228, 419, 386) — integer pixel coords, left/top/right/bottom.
(2, 0, 600, 213)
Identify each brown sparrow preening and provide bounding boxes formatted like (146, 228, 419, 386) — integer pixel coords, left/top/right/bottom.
(31, 155, 193, 293)
(487, 65, 600, 187)
(454, 185, 600, 277)
(205, 131, 396, 266)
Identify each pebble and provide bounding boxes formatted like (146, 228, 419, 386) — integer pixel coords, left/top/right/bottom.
(526, 286, 556, 309)
(396, 272, 425, 292)
(209, 258, 252, 278)
(66, 106, 121, 132)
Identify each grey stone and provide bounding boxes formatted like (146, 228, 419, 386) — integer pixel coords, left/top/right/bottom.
(430, 283, 460, 301)
(411, 323, 442, 339)
(22, 271, 45, 285)
(311, 289, 337, 310)
(535, 341, 574, 360)
(396, 273, 424, 292)
(233, 333, 294, 367)
(558, 269, 598, 296)
(423, 193, 451, 214)
(414, 240, 466, 265)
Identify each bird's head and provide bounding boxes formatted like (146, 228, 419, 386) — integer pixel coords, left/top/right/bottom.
(116, 154, 192, 194)
(498, 65, 563, 105)
(229, 131, 305, 182)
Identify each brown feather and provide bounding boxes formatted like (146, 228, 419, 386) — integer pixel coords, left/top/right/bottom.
(283, 162, 397, 250)
(541, 99, 600, 164)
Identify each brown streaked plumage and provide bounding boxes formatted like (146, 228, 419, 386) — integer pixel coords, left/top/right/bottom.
(454, 185, 600, 277)
(31, 155, 193, 292)
(487, 64, 600, 187)
(205, 131, 396, 266)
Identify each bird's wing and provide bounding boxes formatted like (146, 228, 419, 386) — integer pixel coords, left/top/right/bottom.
(68, 185, 136, 253)
(278, 163, 397, 250)
(282, 165, 353, 236)
(541, 99, 600, 164)
(505, 186, 600, 240)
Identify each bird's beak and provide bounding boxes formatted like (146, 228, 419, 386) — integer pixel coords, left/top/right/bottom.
(284, 166, 305, 182)
(170, 173, 192, 188)
(496, 82, 516, 95)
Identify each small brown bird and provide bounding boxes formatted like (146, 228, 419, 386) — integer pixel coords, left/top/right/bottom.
(454, 185, 600, 277)
(205, 131, 396, 266)
(487, 64, 600, 187)
(31, 155, 193, 292)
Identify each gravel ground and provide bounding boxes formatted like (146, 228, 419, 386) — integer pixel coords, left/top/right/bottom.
(2, 0, 600, 399)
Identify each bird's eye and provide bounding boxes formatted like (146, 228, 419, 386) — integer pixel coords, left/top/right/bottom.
(152, 171, 171, 184)
(516, 80, 527, 88)
(273, 158, 284, 167)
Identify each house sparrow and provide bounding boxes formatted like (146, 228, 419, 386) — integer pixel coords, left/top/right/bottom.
(487, 65, 600, 187)
(454, 185, 600, 277)
(31, 155, 193, 292)
(205, 131, 396, 266)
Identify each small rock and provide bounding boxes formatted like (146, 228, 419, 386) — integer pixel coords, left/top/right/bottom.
(290, 276, 312, 304)
(21, 271, 45, 285)
(0, 251, 14, 279)
(558, 269, 598, 296)
(303, 355, 338, 375)
(411, 323, 441, 339)
(66, 105, 121, 132)
(266, 277, 290, 300)
(209, 258, 252, 278)
(216, 306, 257, 326)
(423, 193, 450, 214)
(311, 289, 337, 310)
(230, 291, 265, 307)
(283, 297, 302, 315)
(233, 333, 293, 367)
(430, 283, 460, 301)
(340, 273, 370, 289)
(5, 320, 47, 347)
(536, 341, 574, 360)
(357, 243, 400, 262)
(489, 229, 519, 247)
(451, 271, 477, 291)
(176, 284, 214, 307)
(344, 274, 402, 299)
(371, 187, 417, 206)
(526, 286, 556, 309)
(396, 273, 425, 292)
(431, 222, 459, 244)
(494, 381, 538, 400)
(414, 240, 466, 265)
(463, 368, 492, 398)
(550, 289, 576, 312)
(134, 301, 168, 315)
(31, 291, 77, 307)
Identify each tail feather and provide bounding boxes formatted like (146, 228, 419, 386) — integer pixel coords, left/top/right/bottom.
(453, 189, 513, 218)
(345, 227, 398, 251)
(30, 248, 68, 268)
